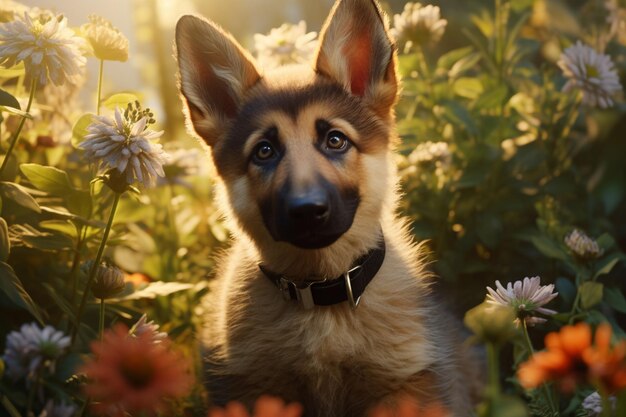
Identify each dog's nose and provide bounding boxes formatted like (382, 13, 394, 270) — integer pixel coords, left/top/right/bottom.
(287, 192, 330, 226)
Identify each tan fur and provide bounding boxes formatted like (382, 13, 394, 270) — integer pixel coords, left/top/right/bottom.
(176, 1, 480, 416)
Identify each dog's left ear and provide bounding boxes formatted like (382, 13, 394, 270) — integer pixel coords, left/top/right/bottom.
(315, 0, 398, 117)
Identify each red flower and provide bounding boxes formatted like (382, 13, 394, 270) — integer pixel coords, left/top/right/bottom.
(81, 324, 193, 417)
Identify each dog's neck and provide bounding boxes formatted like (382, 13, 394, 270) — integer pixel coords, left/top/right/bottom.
(249, 226, 384, 282)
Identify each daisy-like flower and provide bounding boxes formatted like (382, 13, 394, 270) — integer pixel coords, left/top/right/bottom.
(391, 3, 447, 48)
(81, 324, 193, 417)
(0, 0, 29, 23)
(557, 41, 623, 108)
(581, 392, 616, 417)
(90, 262, 125, 300)
(160, 147, 206, 187)
(408, 141, 451, 167)
(486, 276, 558, 326)
(517, 323, 626, 394)
(254, 21, 317, 69)
(129, 314, 167, 344)
(81, 15, 129, 62)
(79, 106, 168, 189)
(2, 323, 70, 381)
(0, 12, 85, 86)
(208, 396, 304, 417)
(564, 229, 603, 261)
(39, 400, 77, 417)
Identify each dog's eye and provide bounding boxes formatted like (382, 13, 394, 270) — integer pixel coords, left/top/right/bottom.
(325, 131, 349, 152)
(253, 141, 276, 162)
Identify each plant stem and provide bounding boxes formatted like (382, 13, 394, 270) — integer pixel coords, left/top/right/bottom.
(72, 192, 121, 344)
(0, 394, 22, 417)
(96, 59, 104, 115)
(0, 77, 36, 177)
(99, 298, 105, 340)
(486, 342, 500, 398)
(522, 320, 559, 414)
(25, 373, 40, 417)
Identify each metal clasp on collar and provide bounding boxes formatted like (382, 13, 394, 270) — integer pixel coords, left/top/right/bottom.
(278, 277, 316, 310)
(344, 265, 362, 310)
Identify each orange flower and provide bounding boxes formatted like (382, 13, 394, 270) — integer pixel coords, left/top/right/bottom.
(518, 322, 626, 394)
(208, 396, 303, 417)
(368, 396, 450, 417)
(81, 324, 193, 417)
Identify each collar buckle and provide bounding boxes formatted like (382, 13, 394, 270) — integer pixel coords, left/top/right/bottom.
(278, 277, 318, 310)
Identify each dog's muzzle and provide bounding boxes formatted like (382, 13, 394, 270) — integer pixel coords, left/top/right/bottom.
(260, 177, 360, 249)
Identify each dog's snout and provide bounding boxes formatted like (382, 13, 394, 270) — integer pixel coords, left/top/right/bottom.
(288, 192, 330, 225)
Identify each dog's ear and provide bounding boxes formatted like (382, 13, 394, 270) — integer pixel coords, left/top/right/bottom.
(176, 15, 261, 146)
(315, 0, 398, 117)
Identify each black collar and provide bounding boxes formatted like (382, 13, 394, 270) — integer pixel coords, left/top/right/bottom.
(259, 234, 386, 310)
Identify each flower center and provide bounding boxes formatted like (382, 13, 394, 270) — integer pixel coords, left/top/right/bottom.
(31, 21, 45, 38)
(585, 64, 600, 78)
(120, 354, 155, 389)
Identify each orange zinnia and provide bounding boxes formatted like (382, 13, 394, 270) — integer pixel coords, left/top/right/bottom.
(81, 324, 194, 417)
(518, 322, 626, 394)
(208, 396, 303, 417)
(368, 396, 450, 417)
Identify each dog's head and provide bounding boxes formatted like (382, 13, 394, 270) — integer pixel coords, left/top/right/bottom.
(175, 0, 399, 254)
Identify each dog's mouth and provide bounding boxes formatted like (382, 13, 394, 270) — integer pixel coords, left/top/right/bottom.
(260, 179, 360, 250)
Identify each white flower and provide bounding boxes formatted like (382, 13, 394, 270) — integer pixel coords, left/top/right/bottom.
(486, 276, 558, 326)
(79, 107, 169, 189)
(0, 0, 29, 23)
(408, 141, 451, 167)
(582, 392, 616, 416)
(254, 21, 317, 69)
(129, 314, 167, 343)
(38, 400, 77, 417)
(2, 323, 70, 380)
(0, 12, 85, 86)
(160, 147, 206, 186)
(564, 229, 603, 260)
(557, 41, 622, 108)
(81, 14, 129, 62)
(391, 2, 447, 48)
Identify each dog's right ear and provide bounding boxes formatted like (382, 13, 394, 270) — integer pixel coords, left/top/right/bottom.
(175, 15, 261, 146)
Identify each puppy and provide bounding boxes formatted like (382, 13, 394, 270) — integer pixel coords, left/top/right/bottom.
(175, 0, 479, 415)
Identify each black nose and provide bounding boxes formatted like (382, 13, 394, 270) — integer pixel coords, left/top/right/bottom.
(288, 192, 330, 226)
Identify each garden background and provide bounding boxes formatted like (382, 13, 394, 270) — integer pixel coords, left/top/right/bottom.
(0, 0, 625, 416)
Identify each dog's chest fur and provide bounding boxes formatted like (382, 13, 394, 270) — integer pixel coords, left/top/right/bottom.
(203, 223, 473, 416)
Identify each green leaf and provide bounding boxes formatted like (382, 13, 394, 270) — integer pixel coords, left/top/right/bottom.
(0, 88, 20, 109)
(596, 233, 616, 251)
(0, 105, 32, 119)
(448, 53, 481, 79)
(66, 190, 92, 219)
(111, 281, 194, 301)
(0, 261, 44, 324)
(41, 283, 78, 325)
(20, 164, 75, 196)
(0, 217, 9, 262)
(0, 181, 41, 212)
(39, 220, 77, 239)
(474, 84, 509, 110)
(604, 287, 626, 314)
(490, 395, 529, 417)
(438, 101, 478, 136)
(580, 281, 603, 309)
(453, 77, 483, 99)
(593, 254, 621, 280)
(437, 46, 474, 70)
(0, 62, 25, 78)
(102, 93, 140, 110)
(530, 236, 567, 261)
(71, 113, 96, 148)
(21, 233, 74, 251)
(555, 277, 576, 305)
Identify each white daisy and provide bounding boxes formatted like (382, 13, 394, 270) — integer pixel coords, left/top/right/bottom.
(79, 107, 169, 189)
(81, 14, 129, 62)
(486, 276, 558, 326)
(557, 41, 622, 108)
(2, 323, 70, 381)
(564, 229, 603, 260)
(254, 21, 317, 69)
(391, 2, 447, 48)
(129, 314, 168, 343)
(0, 12, 85, 86)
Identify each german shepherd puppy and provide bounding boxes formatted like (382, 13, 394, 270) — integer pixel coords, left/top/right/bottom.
(175, 0, 479, 415)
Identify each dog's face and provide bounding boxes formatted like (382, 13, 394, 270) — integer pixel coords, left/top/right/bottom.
(176, 0, 398, 251)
